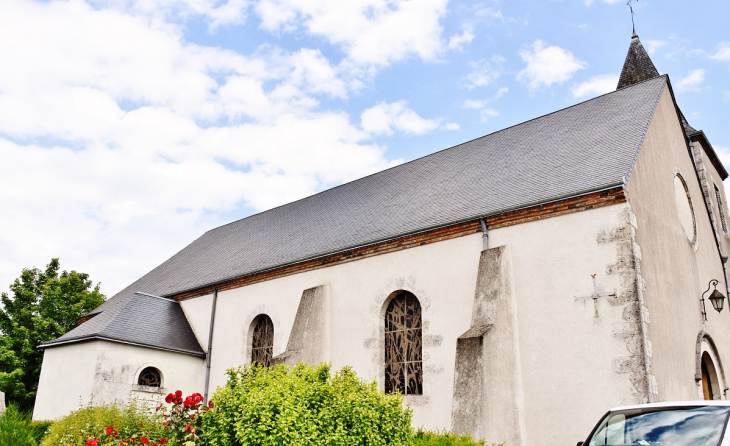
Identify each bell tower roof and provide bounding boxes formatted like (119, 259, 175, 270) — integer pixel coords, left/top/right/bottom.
(617, 33, 660, 90)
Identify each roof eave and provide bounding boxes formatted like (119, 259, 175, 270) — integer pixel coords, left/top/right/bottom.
(163, 180, 626, 299)
(39, 335, 206, 358)
(689, 130, 729, 180)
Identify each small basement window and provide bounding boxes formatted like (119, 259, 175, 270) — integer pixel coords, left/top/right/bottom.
(137, 367, 162, 388)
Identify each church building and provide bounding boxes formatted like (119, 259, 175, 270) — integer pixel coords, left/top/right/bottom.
(33, 32, 730, 445)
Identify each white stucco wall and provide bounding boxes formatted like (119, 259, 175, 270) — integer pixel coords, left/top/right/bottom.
(33, 340, 205, 421)
(34, 341, 98, 421)
(626, 86, 730, 403)
(181, 202, 636, 444)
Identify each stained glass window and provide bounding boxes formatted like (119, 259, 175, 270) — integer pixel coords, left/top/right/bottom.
(384, 291, 423, 395)
(251, 315, 274, 367)
(138, 367, 161, 388)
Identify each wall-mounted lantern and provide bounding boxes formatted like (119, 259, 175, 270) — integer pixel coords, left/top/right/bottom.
(701, 279, 726, 320)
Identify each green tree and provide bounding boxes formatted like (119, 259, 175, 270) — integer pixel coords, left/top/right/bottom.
(0, 258, 105, 411)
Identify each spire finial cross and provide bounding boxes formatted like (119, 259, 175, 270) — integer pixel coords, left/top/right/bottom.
(627, 0, 638, 37)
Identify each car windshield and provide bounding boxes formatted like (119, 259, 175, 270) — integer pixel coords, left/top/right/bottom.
(586, 405, 730, 446)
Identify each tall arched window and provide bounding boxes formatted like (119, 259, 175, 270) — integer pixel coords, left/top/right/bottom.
(251, 315, 274, 367)
(384, 291, 423, 395)
(137, 367, 162, 388)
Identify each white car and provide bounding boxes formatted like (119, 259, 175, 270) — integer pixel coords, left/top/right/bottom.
(580, 401, 730, 446)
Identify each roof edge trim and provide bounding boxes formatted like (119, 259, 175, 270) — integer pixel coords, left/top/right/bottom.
(165, 181, 625, 298)
(39, 335, 206, 357)
(622, 76, 668, 186)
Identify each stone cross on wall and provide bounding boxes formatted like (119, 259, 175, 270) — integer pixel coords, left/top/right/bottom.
(575, 274, 616, 317)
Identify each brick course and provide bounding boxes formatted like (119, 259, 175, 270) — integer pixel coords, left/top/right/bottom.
(172, 187, 626, 301)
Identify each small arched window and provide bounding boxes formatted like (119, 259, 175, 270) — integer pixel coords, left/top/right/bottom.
(384, 291, 423, 395)
(138, 367, 162, 388)
(251, 315, 274, 367)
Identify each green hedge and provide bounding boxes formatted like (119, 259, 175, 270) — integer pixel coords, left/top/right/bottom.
(413, 429, 504, 446)
(200, 363, 413, 446)
(40, 400, 165, 446)
(0, 405, 41, 446)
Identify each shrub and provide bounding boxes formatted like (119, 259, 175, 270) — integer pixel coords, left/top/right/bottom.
(29, 421, 54, 444)
(200, 363, 413, 446)
(40, 399, 166, 446)
(0, 405, 38, 446)
(413, 429, 504, 446)
(156, 390, 211, 444)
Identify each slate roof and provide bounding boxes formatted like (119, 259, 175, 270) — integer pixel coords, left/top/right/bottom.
(42, 75, 671, 355)
(41, 292, 205, 355)
(617, 34, 660, 90)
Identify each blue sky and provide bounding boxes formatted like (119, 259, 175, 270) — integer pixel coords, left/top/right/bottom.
(1, 0, 728, 295)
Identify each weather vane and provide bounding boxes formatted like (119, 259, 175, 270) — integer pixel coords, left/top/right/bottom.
(627, 0, 638, 35)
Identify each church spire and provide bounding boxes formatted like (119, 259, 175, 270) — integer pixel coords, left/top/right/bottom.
(617, 1, 659, 89)
(616, 32, 660, 90)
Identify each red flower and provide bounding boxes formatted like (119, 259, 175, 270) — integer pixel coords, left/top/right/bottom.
(159, 439, 169, 444)
(106, 426, 114, 435)
(185, 423, 192, 432)
(140, 437, 149, 444)
(86, 440, 100, 446)
(208, 400, 214, 408)
(165, 393, 174, 404)
(175, 390, 182, 397)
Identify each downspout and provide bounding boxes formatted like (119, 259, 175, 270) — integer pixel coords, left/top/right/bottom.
(723, 257, 730, 300)
(480, 218, 489, 251)
(204, 287, 218, 404)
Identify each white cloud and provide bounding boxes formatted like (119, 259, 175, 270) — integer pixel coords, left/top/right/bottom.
(645, 40, 666, 55)
(253, 0, 449, 67)
(479, 108, 500, 121)
(465, 56, 505, 89)
(572, 74, 619, 98)
(0, 0, 402, 295)
(517, 40, 587, 90)
(360, 101, 449, 135)
(676, 69, 706, 93)
(711, 42, 730, 62)
(448, 29, 475, 51)
(495, 87, 509, 99)
(94, 0, 251, 29)
(463, 99, 489, 109)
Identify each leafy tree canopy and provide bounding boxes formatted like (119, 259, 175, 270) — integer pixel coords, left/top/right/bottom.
(0, 258, 105, 411)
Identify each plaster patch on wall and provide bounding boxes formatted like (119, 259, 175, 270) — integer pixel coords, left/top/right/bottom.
(598, 206, 657, 403)
(423, 335, 443, 347)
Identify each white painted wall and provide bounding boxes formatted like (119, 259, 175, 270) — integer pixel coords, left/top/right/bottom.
(34, 341, 98, 421)
(181, 202, 636, 444)
(33, 340, 205, 421)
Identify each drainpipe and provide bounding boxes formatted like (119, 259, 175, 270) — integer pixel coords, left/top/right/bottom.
(480, 218, 489, 251)
(203, 287, 218, 404)
(721, 256, 730, 302)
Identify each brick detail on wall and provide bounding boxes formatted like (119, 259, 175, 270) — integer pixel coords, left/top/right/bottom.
(171, 187, 626, 301)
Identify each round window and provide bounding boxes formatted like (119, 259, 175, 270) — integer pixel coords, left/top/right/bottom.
(673, 174, 697, 243)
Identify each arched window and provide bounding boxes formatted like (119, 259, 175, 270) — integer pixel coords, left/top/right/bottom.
(251, 315, 274, 367)
(137, 367, 162, 388)
(384, 291, 423, 395)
